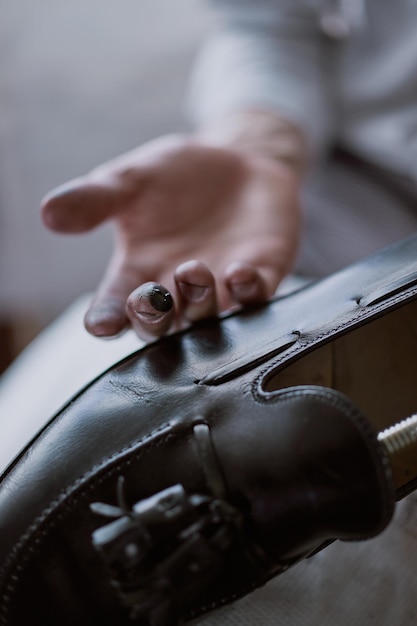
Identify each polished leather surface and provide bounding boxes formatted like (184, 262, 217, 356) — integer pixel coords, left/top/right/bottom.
(1, 234, 417, 624)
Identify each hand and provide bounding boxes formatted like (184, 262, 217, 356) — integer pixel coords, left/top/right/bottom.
(41, 134, 302, 340)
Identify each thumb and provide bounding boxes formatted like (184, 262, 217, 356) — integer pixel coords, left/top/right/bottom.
(41, 175, 138, 234)
(41, 136, 183, 234)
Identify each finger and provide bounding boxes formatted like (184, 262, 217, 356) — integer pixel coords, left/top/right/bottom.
(41, 177, 138, 234)
(126, 282, 175, 341)
(84, 257, 144, 337)
(41, 138, 177, 234)
(84, 298, 129, 338)
(224, 261, 275, 305)
(174, 260, 217, 322)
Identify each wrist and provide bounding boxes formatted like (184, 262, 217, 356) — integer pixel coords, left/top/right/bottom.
(197, 110, 309, 177)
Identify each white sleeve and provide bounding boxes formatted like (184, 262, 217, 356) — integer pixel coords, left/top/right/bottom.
(187, 0, 335, 157)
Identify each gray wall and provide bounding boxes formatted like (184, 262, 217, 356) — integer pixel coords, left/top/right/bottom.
(0, 0, 213, 326)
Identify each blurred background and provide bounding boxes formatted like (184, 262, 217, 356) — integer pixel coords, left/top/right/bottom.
(0, 0, 213, 372)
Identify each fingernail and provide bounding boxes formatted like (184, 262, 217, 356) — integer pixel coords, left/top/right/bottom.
(230, 280, 257, 299)
(84, 303, 128, 337)
(133, 283, 173, 318)
(178, 282, 209, 302)
(148, 284, 173, 312)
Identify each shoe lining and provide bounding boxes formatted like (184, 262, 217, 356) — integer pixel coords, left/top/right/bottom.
(263, 299, 417, 433)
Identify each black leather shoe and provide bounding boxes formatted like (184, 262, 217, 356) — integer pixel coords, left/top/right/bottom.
(1, 234, 417, 626)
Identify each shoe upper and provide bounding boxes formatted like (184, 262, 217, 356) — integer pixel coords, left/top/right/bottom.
(1, 234, 417, 625)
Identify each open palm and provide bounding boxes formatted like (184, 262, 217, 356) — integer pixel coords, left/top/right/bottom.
(42, 135, 301, 339)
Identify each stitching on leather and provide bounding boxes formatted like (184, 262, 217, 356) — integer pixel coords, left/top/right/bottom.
(0, 420, 177, 622)
(253, 286, 417, 401)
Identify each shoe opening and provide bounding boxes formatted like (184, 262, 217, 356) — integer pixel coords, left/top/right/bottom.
(263, 298, 417, 433)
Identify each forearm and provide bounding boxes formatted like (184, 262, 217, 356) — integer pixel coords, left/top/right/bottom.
(197, 109, 310, 176)
(187, 2, 333, 165)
